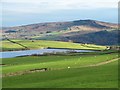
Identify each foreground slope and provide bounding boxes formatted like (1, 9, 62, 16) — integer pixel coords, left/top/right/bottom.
(2, 51, 119, 88)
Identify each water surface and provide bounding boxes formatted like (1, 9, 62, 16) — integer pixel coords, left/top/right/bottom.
(1, 49, 94, 58)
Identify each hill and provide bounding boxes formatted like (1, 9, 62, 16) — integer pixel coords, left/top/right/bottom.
(2, 19, 118, 45)
(2, 19, 117, 32)
(57, 30, 119, 45)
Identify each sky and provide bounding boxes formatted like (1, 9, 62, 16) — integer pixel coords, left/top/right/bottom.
(0, 0, 119, 27)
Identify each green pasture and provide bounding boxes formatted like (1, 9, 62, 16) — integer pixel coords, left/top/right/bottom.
(2, 52, 118, 74)
(2, 59, 118, 88)
(1, 40, 106, 51)
(2, 40, 25, 51)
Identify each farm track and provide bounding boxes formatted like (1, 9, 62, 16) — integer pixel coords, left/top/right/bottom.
(81, 58, 119, 68)
(2, 58, 119, 77)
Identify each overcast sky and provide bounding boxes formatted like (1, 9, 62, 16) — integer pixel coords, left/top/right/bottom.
(1, 0, 119, 27)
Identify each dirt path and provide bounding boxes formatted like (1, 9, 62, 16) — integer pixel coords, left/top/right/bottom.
(2, 58, 119, 77)
(82, 58, 119, 68)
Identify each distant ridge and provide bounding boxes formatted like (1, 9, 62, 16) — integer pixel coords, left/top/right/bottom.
(2, 19, 119, 45)
(2, 19, 117, 32)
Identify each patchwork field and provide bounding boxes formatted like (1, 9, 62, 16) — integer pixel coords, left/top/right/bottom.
(1, 40, 106, 51)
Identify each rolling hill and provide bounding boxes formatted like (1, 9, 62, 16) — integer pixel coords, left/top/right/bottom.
(2, 19, 118, 45)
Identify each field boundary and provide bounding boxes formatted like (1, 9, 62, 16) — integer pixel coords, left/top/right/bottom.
(5, 38, 29, 49)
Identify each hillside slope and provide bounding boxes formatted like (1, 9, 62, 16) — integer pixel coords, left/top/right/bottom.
(57, 30, 119, 45)
(2, 19, 118, 45)
(2, 19, 117, 32)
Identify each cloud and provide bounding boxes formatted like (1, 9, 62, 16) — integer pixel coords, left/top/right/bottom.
(1, 0, 119, 14)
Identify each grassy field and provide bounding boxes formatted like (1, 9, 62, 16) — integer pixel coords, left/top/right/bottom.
(2, 51, 119, 88)
(1, 39, 106, 51)
(1, 39, 119, 88)
(2, 61, 118, 88)
(2, 40, 25, 51)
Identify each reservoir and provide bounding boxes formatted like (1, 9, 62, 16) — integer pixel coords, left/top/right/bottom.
(0, 49, 94, 58)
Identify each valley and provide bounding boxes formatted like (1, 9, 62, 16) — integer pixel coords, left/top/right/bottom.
(1, 19, 119, 88)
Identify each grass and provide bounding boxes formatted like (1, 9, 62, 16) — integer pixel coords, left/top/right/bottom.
(2, 51, 119, 74)
(2, 59, 118, 88)
(2, 51, 119, 88)
(31, 30, 68, 39)
(1, 39, 119, 88)
(2, 40, 25, 51)
(1, 39, 106, 51)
